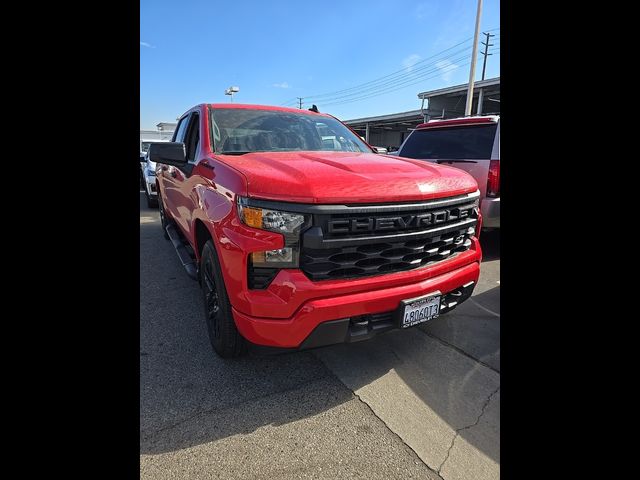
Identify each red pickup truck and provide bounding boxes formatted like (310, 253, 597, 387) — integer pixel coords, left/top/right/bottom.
(149, 104, 482, 358)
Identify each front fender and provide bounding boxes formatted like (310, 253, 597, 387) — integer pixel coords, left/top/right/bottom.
(191, 185, 283, 312)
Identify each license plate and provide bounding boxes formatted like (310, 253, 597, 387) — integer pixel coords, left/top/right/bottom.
(399, 292, 441, 328)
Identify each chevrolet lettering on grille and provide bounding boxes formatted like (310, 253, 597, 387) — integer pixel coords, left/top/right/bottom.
(327, 205, 475, 234)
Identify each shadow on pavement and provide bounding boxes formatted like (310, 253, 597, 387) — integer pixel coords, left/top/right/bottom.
(421, 285, 500, 372)
(140, 201, 353, 455)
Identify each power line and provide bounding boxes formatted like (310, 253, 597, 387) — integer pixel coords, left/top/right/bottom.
(304, 40, 471, 100)
(320, 60, 471, 108)
(303, 28, 499, 100)
(302, 47, 474, 104)
(278, 28, 500, 109)
(279, 97, 298, 106)
(316, 51, 473, 106)
(318, 62, 469, 110)
(281, 49, 472, 109)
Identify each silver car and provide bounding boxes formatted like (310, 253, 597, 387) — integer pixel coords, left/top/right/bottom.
(140, 151, 158, 208)
(395, 115, 500, 229)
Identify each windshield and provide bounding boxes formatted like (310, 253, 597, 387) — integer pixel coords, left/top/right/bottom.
(400, 124, 497, 160)
(209, 108, 372, 154)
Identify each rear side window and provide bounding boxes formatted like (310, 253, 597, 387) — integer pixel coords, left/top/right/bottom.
(400, 124, 498, 160)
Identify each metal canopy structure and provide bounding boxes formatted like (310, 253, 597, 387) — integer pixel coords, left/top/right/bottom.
(418, 77, 500, 120)
(417, 77, 500, 99)
(344, 110, 425, 151)
(342, 77, 500, 151)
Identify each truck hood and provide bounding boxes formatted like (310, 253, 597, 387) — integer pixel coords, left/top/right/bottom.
(219, 151, 479, 203)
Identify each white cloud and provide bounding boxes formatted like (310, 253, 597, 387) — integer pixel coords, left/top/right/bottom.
(140, 41, 155, 48)
(435, 59, 459, 83)
(272, 82, 291, 89)
(402, 54, 421, 71)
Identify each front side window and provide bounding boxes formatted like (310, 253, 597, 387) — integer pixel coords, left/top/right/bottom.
(184, 113, 200, 162)
(173, 114, 191, 143)
(400, 124, 498, 160)
(209, 108, 372, 154)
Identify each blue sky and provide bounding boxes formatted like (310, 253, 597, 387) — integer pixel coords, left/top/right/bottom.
(141, 0, 500, 128)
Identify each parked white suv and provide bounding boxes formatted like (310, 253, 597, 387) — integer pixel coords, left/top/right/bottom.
(140, 139, 172, 208)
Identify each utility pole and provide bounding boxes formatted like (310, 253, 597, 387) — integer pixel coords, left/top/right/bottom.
(477, 31, 495, 115)
(464, 0, 483, 117)
(480, 32, 495, 81)
(297, 97, 303, 109)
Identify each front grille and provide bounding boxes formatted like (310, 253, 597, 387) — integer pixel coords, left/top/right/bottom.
(302, 229, 472, 280)
(300, 193, 478, 281)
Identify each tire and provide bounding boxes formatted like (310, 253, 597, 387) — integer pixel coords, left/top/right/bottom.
(200, 240, 247, 358)
(158, 188, 169, 240)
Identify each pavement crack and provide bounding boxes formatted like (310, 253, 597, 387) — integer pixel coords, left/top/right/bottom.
(320, 364, 444, 479)
(469, 298, 500, 318)
(419, 329, 500, 374)
(437, 385, 500, 475)
(350, 388, 445, 480)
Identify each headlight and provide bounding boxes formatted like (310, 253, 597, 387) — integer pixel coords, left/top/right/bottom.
(237, 197, 310, 269)
(238, 204, 306, 235)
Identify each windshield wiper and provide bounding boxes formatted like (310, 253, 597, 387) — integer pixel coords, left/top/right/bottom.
(435, 159, 478, 164)
(218, 151, 253, 155)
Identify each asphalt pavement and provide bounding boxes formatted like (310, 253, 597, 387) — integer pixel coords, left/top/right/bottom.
(140, 192, 500, 479)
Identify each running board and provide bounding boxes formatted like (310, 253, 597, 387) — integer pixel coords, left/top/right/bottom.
(165, 224, 198, 280)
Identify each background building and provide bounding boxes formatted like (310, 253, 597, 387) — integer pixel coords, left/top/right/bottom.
(140, 122, 177, 150)
(344, 77, 499, 151)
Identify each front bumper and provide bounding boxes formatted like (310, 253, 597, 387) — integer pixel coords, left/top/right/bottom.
(233, 259, 480, 349)
(480, 197, 499, 228)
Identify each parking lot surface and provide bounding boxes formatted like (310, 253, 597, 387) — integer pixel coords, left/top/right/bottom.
(140, 193, 499, 479)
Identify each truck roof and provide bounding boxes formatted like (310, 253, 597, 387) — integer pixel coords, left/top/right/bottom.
(415, 115, 499, 130)
(207, 103, 329, 117)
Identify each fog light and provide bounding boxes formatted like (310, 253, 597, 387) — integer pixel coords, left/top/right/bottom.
(251, 248, 293, 265)
(265, 248, 293, 263)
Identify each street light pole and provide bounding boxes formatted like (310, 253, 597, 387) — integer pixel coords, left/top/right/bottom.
(464, 0, 483, 116)
(225, 86, 240, 103)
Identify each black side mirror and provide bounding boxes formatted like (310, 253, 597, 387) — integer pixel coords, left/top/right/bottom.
(149, 142, 186, 167)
